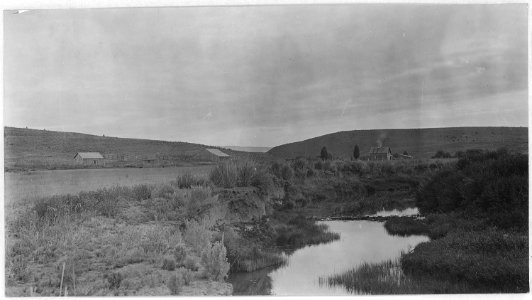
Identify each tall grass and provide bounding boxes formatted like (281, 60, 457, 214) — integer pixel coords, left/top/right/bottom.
(176, 171, 209, 189)
(322, 258, 475, 294)
(209, 161, 238, 188)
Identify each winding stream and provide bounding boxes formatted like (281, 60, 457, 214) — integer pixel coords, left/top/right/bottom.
(228, 210, 429, 295)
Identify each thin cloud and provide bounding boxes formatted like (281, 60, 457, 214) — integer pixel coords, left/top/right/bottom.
(3, 4, 528, 147)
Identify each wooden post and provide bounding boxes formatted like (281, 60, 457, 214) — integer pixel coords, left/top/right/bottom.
(59, 262, 65, 296)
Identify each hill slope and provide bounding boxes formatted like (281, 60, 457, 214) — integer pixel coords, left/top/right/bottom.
(223, 146, 272, 153)
(267, 127, 528, 160)
(4, 127, 266, 171)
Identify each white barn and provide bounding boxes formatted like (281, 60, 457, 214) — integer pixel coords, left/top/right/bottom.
(74, 152, 105, 166)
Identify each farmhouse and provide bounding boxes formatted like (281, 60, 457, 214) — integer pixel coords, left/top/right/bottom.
(205, 148, 230, 162)
(74, 152, 105, 166)
(368, 147, 393, 161)
(142, 154, 158, 166)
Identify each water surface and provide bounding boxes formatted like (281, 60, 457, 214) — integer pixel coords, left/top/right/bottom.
(229, 220, 429, 295)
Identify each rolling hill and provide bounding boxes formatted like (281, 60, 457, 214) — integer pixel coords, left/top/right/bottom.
(267, 127, 528, 160)
(4, 127, 267, 171)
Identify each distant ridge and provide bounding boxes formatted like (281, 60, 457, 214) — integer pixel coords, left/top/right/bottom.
(267, 127, 528, 160)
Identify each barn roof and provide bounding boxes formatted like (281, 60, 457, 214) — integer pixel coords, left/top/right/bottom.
(205, 148, 230, 157)
(75, 152, 104, 159)
(368, 147, 391, 154)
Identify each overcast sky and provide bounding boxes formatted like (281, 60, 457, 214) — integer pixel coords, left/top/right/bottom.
(4, 4, 528, 147)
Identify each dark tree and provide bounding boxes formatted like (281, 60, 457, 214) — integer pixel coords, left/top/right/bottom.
(353, 145, 360, 160)
(403, 150, 409, 156)
(320, 147, 329, 160)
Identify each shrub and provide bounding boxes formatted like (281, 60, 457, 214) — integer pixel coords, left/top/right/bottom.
(281, 165, 293, 181)
(320, 146, 329, 160)
(105, 272, 122, 289)
(151, 184, 175, 199)
(271, 162, 283, 179)
(432, 150, 452, 159)
(183, 256, 199, 271)
(209, 161, 238, 188)
(201, 241, 230, 282)
(162, 257, 177, 271)
(339, 160, 370, 175)
(167, 273, 181, 295)
(186, 187, 216, 217)
(250, 169, 275, 194)
(173, 244, 187, 265)
(139, 226, 180, 255)
(180, 268, 194, 285)
(417, 150, 528, 231)
(184, 220, 212, 253)
(132, 184, 152, 201)
(416, 170, 466, 214)
(291, 158, 308, 178)
(9, 255, 29, 282)
(384, 217, 429, 236)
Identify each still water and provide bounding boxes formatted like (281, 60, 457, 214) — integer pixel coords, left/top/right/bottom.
(228, 218, 429, 295)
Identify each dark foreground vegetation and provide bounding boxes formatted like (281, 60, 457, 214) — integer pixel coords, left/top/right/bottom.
(6, 147, 527, 295)
(326, 149, 529, 293)
(6, 158, 344, 296)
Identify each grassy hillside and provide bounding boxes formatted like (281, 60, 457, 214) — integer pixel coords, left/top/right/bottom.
(4, 127, 267, 171)
(267, 127, 528, 160)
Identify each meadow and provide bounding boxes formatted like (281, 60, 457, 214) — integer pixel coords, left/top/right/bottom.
(4, 165, 213, 208)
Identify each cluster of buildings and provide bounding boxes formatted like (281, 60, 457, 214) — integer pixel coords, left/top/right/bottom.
(367, 147, 413, 161)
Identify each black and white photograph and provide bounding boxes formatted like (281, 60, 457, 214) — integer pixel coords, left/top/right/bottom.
(2, 0, 529, 296)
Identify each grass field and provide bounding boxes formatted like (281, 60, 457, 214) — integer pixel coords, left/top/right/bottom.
(4, 166, 213, 208)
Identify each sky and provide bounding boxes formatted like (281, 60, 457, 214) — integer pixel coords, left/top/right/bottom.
(3, 4, 528, 147)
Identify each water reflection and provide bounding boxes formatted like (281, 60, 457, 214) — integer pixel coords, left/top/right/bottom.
(370, 207, 419, 217)
(228, 220, 428, 295)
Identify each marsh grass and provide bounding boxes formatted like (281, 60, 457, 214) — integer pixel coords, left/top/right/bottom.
(401, 229, 529, 293)
(322, 258, 476, 294)
(210, 161, 238, 188)
(274, 215, 340, 249)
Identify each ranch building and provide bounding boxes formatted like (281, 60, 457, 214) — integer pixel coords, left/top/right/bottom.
(205, 148, 230, 162)
(74, 152, 105, 166)
(368, 147, 393, 161)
